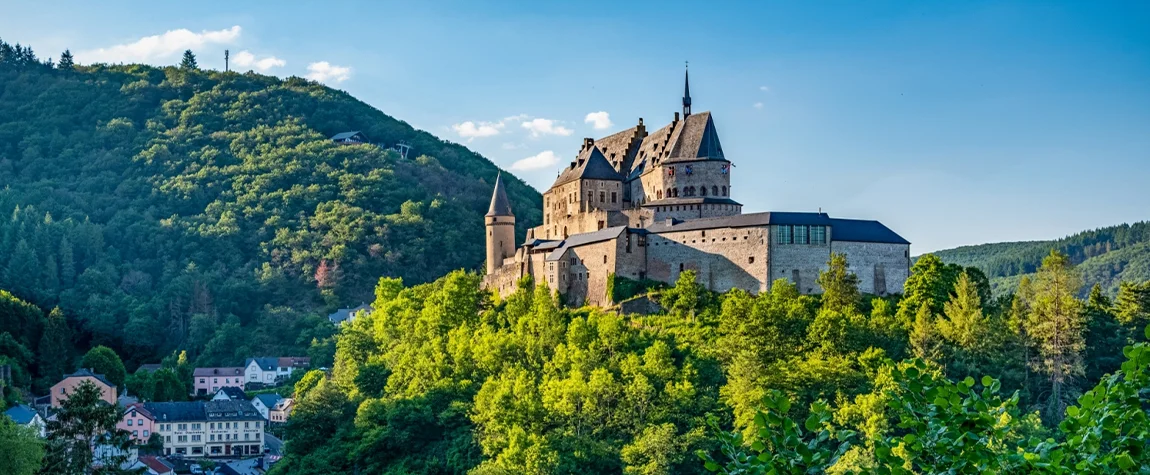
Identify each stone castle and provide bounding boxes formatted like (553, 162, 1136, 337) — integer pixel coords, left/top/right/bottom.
(483, 71, 910, 306)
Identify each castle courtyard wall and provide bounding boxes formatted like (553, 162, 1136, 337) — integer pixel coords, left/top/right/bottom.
(767, 228, 832, 294)
(830, 241, 911, 295)
(647, 226, 768, 293)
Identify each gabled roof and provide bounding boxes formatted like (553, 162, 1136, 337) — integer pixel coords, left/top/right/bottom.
(124, 402, 155, 420)
(144, 400, 262, 422)
(486, 173, 514, 217)
(331, 131, 364, 141)
(4, 404, 39, 425)
(59, 368, 115, 389)
(246, 358, 279, 371)
(327, 303, 372, 324)
(545, 226, 631, 261)
(550, 145, 624, 189)
(277, 357, 310, 368)
(643, 211, 910, 245)
(138, 455, 174, 474)
(215, 386, 247, 400)
(193, 367, 244, 377)
(253, 393, 283, 409)
(664, 112, 725, 163)
(272, 398, 294, 411)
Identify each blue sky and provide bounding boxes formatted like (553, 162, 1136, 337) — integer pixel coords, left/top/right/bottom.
(3, 1, 1148, 253)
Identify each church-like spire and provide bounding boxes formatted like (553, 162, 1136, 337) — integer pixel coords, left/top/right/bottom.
(486, 173, 513, 217)
(682, 62, 692, 117)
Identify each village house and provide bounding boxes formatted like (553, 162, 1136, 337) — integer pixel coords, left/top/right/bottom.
(146, 400, 264, 457)
(136, 455, 175, 475)
(269, 398, 294, 424)
(249, 393, 282, 421)
(330, 131, 367, 145)
(51, 368, 117, 407)
(117, 402, 156, 444)
(244, 357, 310, 386)
(4, 403, 46, 437)
(193, 367, 245, 396)
(212, 386, 247, 401)
(327, 303, 372, 326)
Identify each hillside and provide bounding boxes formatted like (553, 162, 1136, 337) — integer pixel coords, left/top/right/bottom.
(929, 221, 1150, 295)
(0, 41, 540, 371)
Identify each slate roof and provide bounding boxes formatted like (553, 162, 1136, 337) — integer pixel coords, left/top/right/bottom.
(61, 368, 116, 389)
(135, 364, 163, 373)
(545, 226, 631, 261)
(192, 367, 244, 377)
(643, 211, 909, 245)
(253, 393, 283, 409)
(215, 386, 247, 400)
(641, 197, 742, 207)
(246, 357, 279, 371)
(277, 357, 310, 368)
(4, 404, 39, 425)
(550, 145, 623, 189)
(331, 131, 365, 141)
(486, 173, 514, 217)
(124, 402, 154, 420)
(327, 303, 372, 324)
(138, 456, 174, 474)
(663, 112, 725, 163)
(144, 400, 262, 422)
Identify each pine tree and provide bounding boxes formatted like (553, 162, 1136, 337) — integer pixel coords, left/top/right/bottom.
(1114, 281, 1150, 336)
(5, 239, 39, 298)
(180, 49, 198, 69)
(910, 303, 942, 363)
(57, 236, 74, 287)
(57, 49, 74, 70)
(1083, 283, 1125, 383)
(938, 271, 989, 350)
(1025, 250, 1084, 422)
(816, 252, 860, 314)
(37, 307, 73, 388)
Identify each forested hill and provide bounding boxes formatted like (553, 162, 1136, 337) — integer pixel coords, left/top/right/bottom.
(929, 221, 1150, 295)
(0, 41, 540, 372)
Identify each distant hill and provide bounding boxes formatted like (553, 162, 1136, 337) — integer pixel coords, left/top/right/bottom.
(0, 41, 540, 366)
(927, 221, 1150, 296)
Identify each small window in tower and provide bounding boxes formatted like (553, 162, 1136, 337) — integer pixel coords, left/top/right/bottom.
(749, 256, 755, 264)
(712, 185, 719, 196)
(679, 263, 685, 272)
(700, 187, 707, 196)
(722, 186, 728, 196)
(611, 192, 617, 203)
(701, 230, 705, 237)
(603, 255, 607, 264)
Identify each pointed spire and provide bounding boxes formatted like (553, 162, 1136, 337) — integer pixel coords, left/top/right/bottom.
(682, 62, 692, 117)
(486, 173, 514, 217)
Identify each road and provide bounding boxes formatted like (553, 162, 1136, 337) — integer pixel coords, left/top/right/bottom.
(264, 432, 284, 456)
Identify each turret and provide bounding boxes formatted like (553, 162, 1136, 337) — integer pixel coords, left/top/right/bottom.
(485, 173, 516, 275)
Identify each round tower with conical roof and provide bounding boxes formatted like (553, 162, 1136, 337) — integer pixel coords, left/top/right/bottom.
(485, 173, 516, 275)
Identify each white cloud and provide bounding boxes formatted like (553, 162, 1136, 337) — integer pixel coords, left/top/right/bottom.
(306, 61, 352, 83)
(584, 111, 613, 130)
(502, 142, 526, 150)
(753, 102, 764, 109)
(232, 50, 285, 71)
(510, 151, 560, 171)
(759, 85, 770, 92)
(521, 118, 573, 137)
(77, 25, 241, 64)
(452, 121, 504, 140)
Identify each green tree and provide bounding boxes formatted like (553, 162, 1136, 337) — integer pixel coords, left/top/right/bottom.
(817, 252, 860, 314)
(36, 307, 72, 389)
(1114, 280, 1150, 335)
(81, 345, 127, 389)
(1083, 284, 1125, 382)
(5, 239, 39, 299)
(42, 381, 132, 473)
(180, 49, 198, 69)
(897, 254, 961, 324)
(1025, 250, 1085, 422)
(0, 417, 43, 475)
(57, 49, 74, 70)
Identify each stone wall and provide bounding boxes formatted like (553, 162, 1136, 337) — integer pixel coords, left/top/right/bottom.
(646, 226, 768, 293)
(767, 225, 832, 294)
(830, 241, 911, 295)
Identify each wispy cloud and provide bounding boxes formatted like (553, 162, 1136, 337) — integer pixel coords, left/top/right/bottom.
(753, 102, 763, 109)
(77, 25, 242, 64)
(759, 85, 770, 92)
(306, 61, 351, 83)
(233, 50, 285, 71)
(584, 111, 613, 130)
(510, 151, 560, 171)
(522, 118, 573, 137)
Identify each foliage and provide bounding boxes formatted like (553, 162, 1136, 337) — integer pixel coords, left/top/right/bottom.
(0, 37, 540, 373)
(41, 380, 134, 474)
(81, 345, 127, 388)
(0, 416, 44, 475)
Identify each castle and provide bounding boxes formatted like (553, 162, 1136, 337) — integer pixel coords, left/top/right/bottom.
(483, 71, 910, 306)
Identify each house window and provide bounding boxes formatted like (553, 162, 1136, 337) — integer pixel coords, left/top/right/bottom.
(133, 430, 138, 437)
(59, 388, 65, 394)
(211, 434, 215, 442)
(128, 419, 133, 426)
(192, 447, 203, 455)
(137, 419, 143, 426)
(199, 379, 205, 384)
(811, 226, 827, 245)
(192, 435, 201, 442)
(795, 225, 809, 244)
(192, 423, 201, 430)
(176, 448, 186, 455)
(777, 226, 793, 245)
(143, 430, 149, 437)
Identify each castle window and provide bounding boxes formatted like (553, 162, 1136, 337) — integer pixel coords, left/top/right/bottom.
(749, 256, 755, 264)
(712, 185, 719, 196)
(795, 225, 809, 245)
(777, 226, 793, 245)
(701, 230, 705, 237)
(722, 186, 728, 196)
(611, 192, 617, 203)
(700, 187, 707, 196)
(603, 255, 607, 264)
(657, 190, 663, 199)
(811, 226, 827, 245)
(672, 188, 678, 197)
(679, 263, 684, 272)
(599, 191, 605, 202)
(667, 166, 675, 176)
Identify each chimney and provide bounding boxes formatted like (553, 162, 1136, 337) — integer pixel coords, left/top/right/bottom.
(673, 112, 680, 123)
(665, 218, 674, 226)
(638, 118, 644, 126)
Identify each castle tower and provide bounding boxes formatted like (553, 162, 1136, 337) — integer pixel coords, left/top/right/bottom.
(485, 173, 515, 275)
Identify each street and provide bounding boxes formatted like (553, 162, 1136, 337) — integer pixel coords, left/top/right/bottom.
(264, 432, 284, 456)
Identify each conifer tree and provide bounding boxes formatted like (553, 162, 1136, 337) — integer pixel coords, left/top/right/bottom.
(180, 49, 198, 69)
(1025, 250, 1084, 422)
(1114, 281, 1150, 336)
(1083, 283, 1125, 382)
(57, 236, 74, 287)
(910, 303, 942, 363)
(36, 308, 72, 387)
(57, 49, 74, 70)
(816, 252, 860, 314)
(5, 239, 38, 298)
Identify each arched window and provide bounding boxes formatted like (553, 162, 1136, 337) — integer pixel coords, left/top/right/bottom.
(666, 188, 672, 198)
(722, 186, 728, 196)
(657, 190, 663, 199)
(712, 185, 719, 196)
(672, 188, 679, 197)
(700, 187, 707, 196)
(563, 226, 568, 238)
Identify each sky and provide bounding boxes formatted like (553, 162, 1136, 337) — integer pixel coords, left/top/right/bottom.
(2, 1, 1148, 253)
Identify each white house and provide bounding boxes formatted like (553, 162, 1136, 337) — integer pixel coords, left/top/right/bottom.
(250, 394, 283, 421)
(244, 357, 310, 387)
(3, 404, 45, 437)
